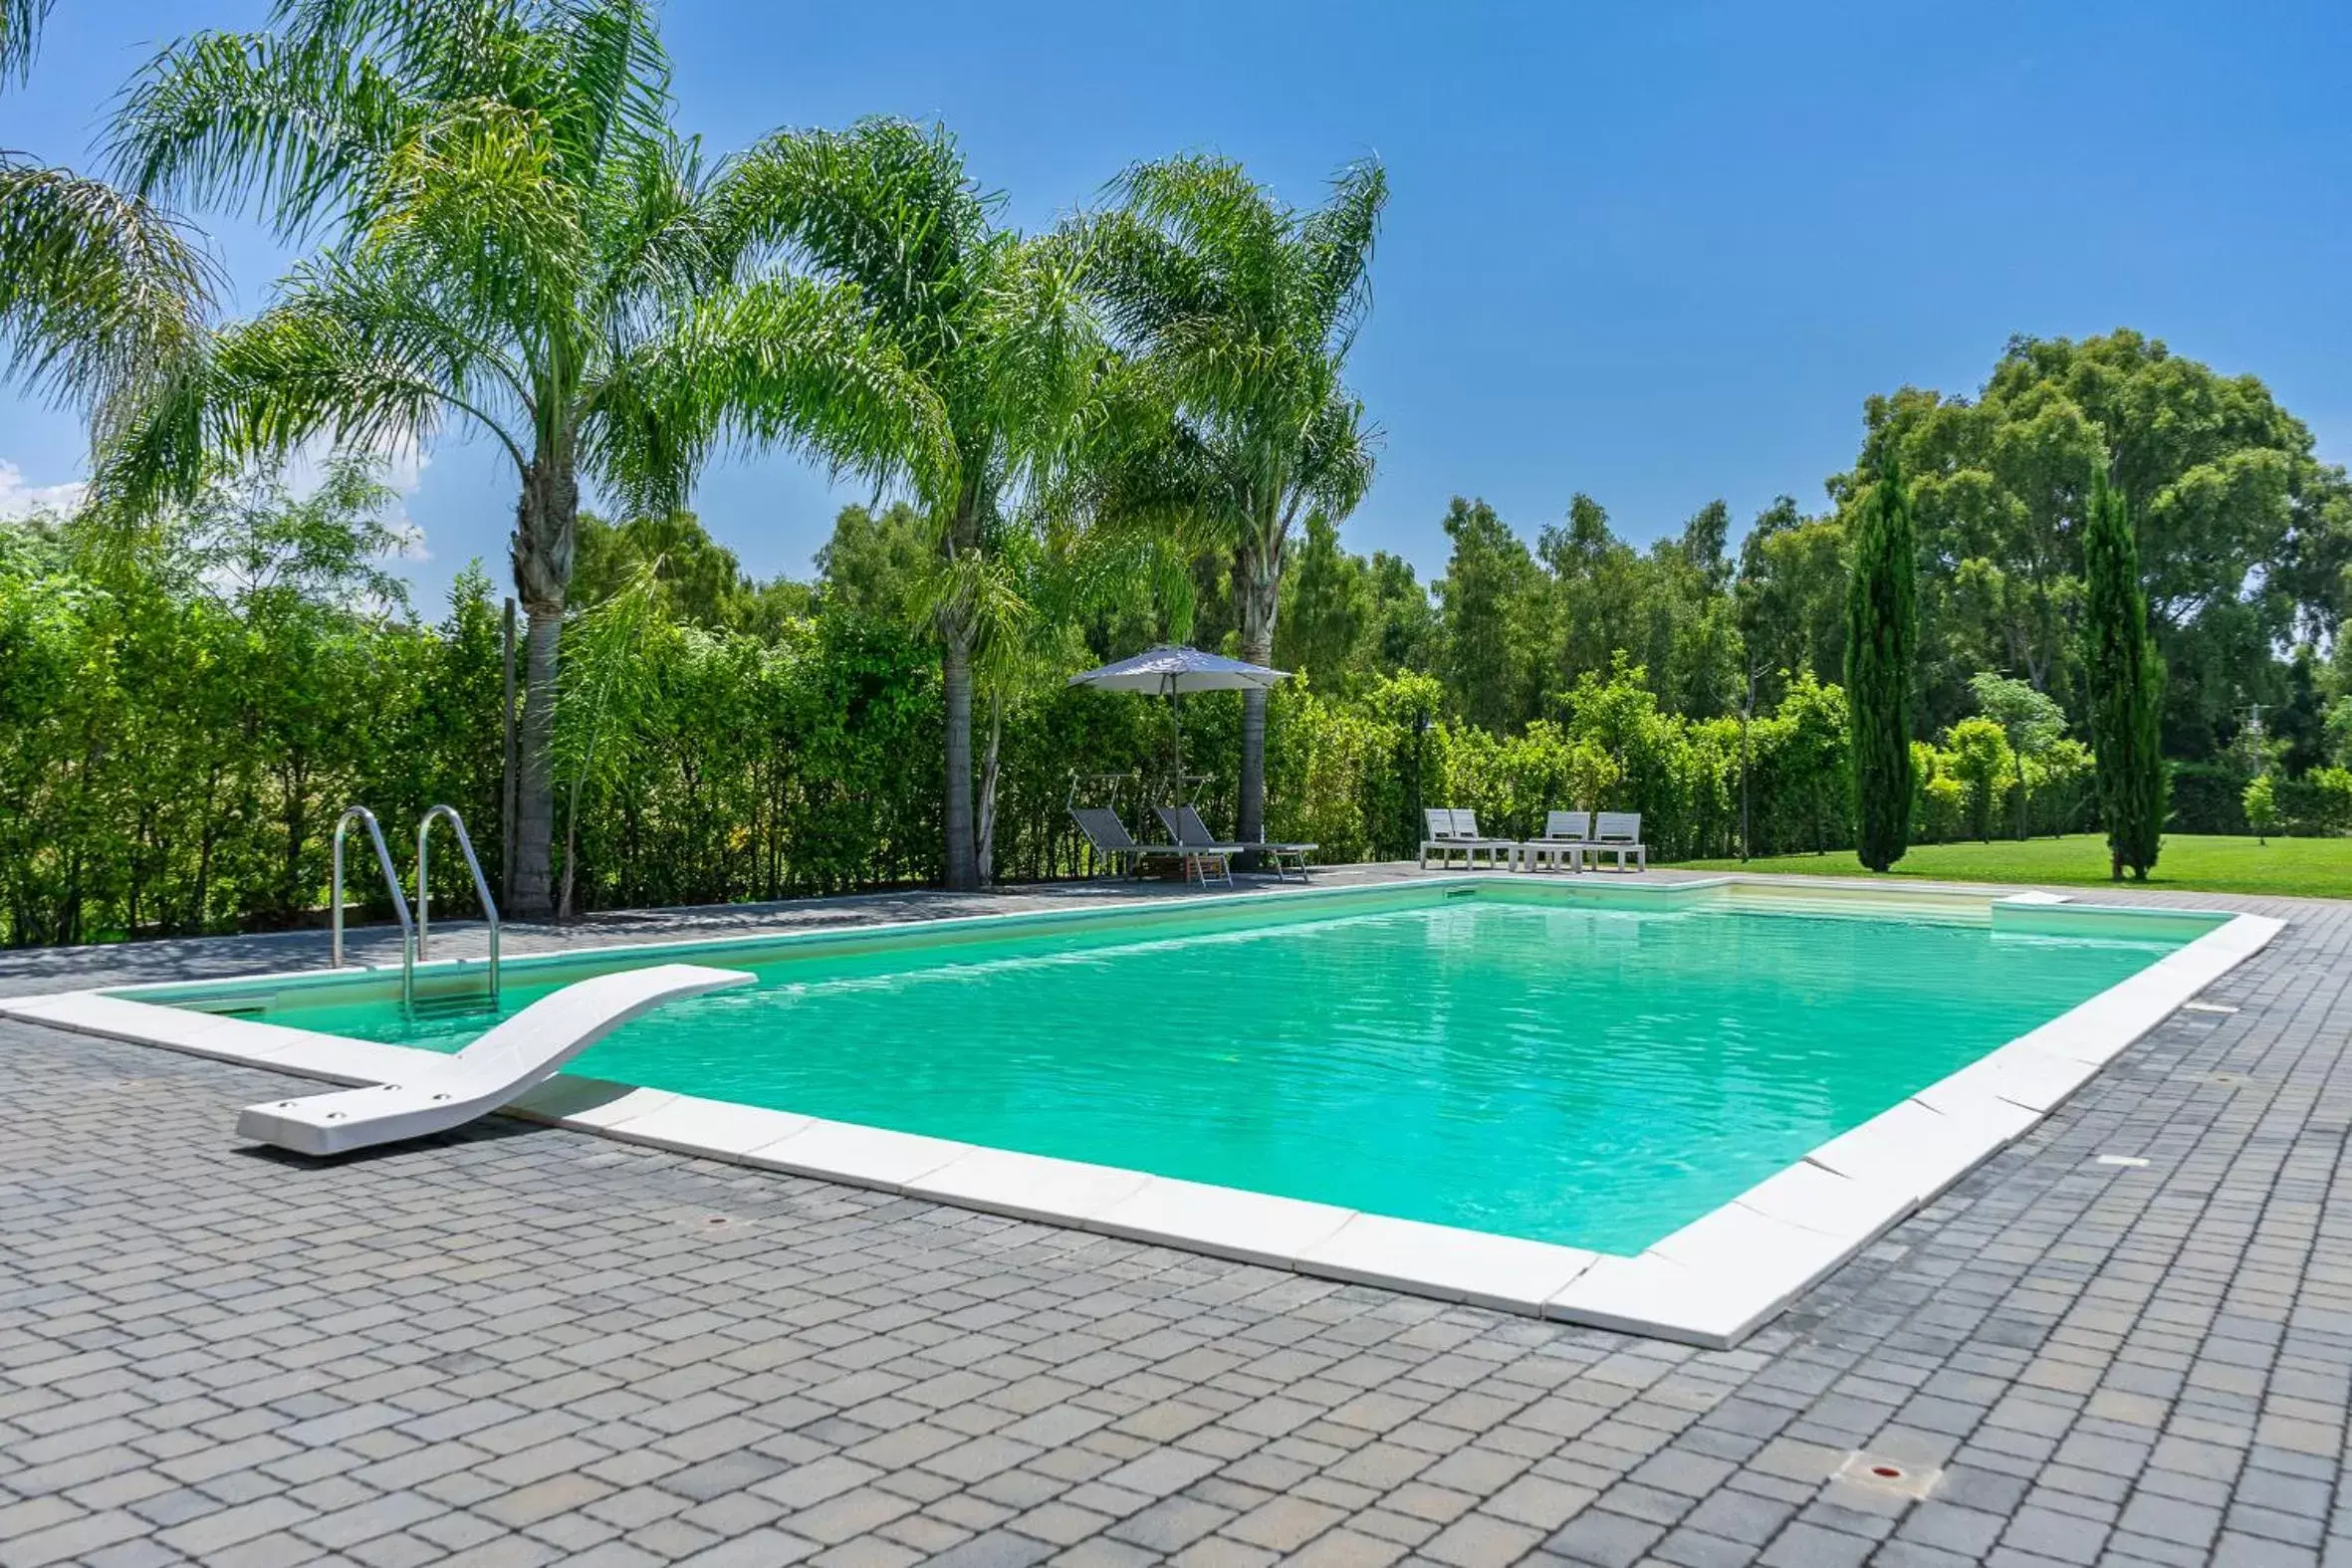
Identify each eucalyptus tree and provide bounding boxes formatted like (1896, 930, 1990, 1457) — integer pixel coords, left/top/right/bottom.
(103, 0, 942, 916)
(720, 116, 1101, 890)
(0, 0, 211, 435)
(1085, 154, 1383, 848)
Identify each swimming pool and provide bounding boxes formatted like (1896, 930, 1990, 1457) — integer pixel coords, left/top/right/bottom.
(188, 881, 2192, 1253)
(7, 875, 2276, 1344)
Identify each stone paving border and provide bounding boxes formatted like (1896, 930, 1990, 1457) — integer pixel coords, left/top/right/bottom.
(2, 870, 2348, 1567)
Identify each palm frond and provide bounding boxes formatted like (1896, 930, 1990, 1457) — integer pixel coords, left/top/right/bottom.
(584, 273, 950, 517)
(274, 0, 543, 116)
(109, 27, 419, 238)
(0, 157, 217, 426)
(711, 118, 996, 357)
(1296, 387, 1377, 525)
(590, 128, 721, 328)
(965, 230, 1103, 499)
(92, 250, 531, 515)
(1089, 150, 1387, 553)
(1112, 154, 1284, 299)
(534, 0, 671, 180)
(365, 95, 589, 335)
(1298, 157, 1386, 352)
(0, 0, 52, 88)
(1075, 206, 1223, 345)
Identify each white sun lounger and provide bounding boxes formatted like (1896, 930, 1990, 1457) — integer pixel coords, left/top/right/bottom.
(237, 963, 755, 1157)
(1590, 810, 1648, 871)
(1521, 810, 1592, 873)
(1420, 808, 1519, 870)
(1155, 804, 1316, 882)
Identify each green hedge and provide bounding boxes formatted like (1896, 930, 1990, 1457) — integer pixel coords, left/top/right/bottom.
(25, 521, 2285, 949)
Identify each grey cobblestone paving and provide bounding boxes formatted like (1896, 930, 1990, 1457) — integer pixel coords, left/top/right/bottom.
(2, 872, 2348, 1565)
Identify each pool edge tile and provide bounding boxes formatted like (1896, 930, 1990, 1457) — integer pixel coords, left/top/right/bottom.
(1729, 1160, 1915, 1243)
(506, 1075, 659, 1126)
(1646, 1202, 1856, 1280)
(1919, 1046, 2096, 1118)
(1088, 1176, 1355, 1269)
(904, 1147, 1154, 1226)
(1802, 1100, 2005, 1208)
(1542, 1255, 1760, 1349)
(1295, 1213, 1598, 1313)
(599, 1094, 815, 1161)
(744, 1117, 972, 1192)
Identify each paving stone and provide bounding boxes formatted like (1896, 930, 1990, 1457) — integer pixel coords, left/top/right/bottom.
(1545, 1506, 1667, 1567)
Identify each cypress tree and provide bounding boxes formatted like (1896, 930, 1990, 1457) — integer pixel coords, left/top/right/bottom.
(2083, 471, 2167, 878)
(1843, 454, 1918, 872)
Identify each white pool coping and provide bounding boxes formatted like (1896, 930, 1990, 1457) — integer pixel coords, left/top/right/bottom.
(0, 879, 2281, 1348)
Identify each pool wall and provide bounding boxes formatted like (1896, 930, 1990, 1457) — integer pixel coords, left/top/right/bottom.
(0, 875, 2280, 1348)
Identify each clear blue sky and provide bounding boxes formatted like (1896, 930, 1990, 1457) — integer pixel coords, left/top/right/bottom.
(3, 0, 2347, 610)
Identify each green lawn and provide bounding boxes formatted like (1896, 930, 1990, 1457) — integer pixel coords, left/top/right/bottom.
(1675, 832, 2352, 900)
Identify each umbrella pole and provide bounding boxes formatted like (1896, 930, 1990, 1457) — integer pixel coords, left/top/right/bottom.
(1167, 675, 1184, 805)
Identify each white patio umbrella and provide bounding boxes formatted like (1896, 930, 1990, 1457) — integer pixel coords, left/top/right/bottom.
(1066, 644, 1291, 800)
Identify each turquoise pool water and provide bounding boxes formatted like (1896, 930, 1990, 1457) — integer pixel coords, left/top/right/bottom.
(221, 888, 2191, 1254)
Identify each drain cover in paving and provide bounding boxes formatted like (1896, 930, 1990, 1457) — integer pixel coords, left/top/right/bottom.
(1835, 1451, 1942, 1501)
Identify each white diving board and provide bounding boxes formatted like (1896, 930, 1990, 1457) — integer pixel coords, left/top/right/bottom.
(237, 963, 755, 1157)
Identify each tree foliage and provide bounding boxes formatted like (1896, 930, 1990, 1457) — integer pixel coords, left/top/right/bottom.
(1082, 153, 1383, 849)
(722, 115, 1100, 889)
(0, 0, 213, 433)
(101, 0, 943, 916)
(1839, 330, 2352, 754)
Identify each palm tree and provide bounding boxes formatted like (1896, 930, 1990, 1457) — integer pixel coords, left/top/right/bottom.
(0, 0, 39, 78)
(0, 0, 211, 434)
(721, 117, 1101, 890)
(102, 0, 944, 916)
(1085, 154, 1383, 848)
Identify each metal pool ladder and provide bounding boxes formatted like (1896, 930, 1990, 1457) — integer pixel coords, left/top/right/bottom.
(416, 804, 501, 1007)
(331, 805, 416, 1007)
(330, 804, 501, 1008)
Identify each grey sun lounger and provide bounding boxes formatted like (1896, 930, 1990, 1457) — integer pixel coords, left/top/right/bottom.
(237, 964, 754, 1156)
(1069, 805, 1235, 888)
(1420, 808, 1520, 870)
(1154, 804, 1316, 883)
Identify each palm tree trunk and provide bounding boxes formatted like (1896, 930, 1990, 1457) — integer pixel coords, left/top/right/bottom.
(512, 607, 562, 917)
(942, 620, 978, 890)
(508, 450, 579, 920)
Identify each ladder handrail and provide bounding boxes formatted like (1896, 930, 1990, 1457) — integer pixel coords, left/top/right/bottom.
(416, 804, 501, 1004)
(331, 805, 416, 1008)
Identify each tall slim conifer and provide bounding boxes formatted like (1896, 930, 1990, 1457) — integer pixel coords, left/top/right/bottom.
(1844, 454, 1917, 872)
(2083, 471, 2167, 878)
